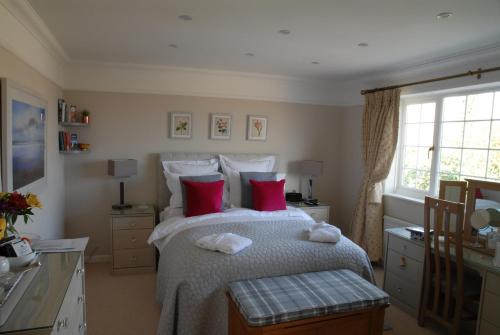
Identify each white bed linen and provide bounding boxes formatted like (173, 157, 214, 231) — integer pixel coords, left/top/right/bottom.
(148, 207, 314, 251)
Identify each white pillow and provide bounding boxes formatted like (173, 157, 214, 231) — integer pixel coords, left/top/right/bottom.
(162, 158, 219, 175)
(163, 159, 220, 208)
(219, 155, 276, 207)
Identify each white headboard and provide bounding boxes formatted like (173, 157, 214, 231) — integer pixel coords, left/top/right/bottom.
(156, 152, 280, 211)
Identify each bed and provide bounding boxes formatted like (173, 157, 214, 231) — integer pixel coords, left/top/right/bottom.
(150, 152, 374, 335)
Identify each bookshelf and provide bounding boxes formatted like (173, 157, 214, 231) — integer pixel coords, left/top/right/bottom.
(57, 99, 91, 155)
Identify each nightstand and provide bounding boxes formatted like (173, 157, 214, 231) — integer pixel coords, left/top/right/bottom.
(110, 205, 155, 274)
(287, 201, 331, 223)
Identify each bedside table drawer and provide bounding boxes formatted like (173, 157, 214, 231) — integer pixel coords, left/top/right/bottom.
(386, 249, 423, 284)
(304, 207, 329, 222)
(113, 229, 152, 250)
(113, 248, 155, 269)
(112, 216, 154, 230)
(388, 234, 424, 262)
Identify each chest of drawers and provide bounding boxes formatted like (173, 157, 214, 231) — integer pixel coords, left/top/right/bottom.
(110, 205, 156, 274)
(286, 202, 331, 223)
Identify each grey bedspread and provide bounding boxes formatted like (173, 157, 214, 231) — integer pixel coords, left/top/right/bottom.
(156, 219, 374, 335)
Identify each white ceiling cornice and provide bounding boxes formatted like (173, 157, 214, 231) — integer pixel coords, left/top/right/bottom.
(0, 0, 66, 86)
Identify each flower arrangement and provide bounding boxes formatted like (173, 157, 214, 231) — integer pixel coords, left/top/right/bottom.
(0, 192, 42, 238)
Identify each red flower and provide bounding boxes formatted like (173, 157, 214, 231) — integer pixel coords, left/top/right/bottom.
(8, 192, 29, 210)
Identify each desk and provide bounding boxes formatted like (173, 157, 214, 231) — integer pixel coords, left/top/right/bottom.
(384, 228, 500, 335)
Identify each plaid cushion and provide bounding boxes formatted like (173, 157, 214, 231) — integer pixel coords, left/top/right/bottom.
(228, 269, 389, 327)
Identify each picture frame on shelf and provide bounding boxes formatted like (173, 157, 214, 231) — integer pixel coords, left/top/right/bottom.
(1, 78, 47, 192)
(210, 114, 231, 140)
(247, 115, 268, 141)
(169, 112, 192, 139)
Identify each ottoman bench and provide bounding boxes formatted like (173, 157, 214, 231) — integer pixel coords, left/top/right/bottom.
(227, 269, 389, 335)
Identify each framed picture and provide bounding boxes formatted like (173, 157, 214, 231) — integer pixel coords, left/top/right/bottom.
(1, 79, 47, 192)
(247, 115, 268, 141)
(210, 114, 231, 140)
(170, 112, 192, 139)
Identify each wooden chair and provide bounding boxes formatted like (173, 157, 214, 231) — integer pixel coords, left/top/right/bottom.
(419, 196, 466, 334)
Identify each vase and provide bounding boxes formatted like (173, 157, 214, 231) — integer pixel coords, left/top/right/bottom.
(0, 217, 6, 239)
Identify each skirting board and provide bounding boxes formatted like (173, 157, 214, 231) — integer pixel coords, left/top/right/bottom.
(85, 254, 112, 264)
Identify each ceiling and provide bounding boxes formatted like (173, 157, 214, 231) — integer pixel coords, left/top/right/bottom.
(28, 0, 500, 81)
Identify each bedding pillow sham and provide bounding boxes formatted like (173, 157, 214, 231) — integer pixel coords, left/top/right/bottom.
(182, 180, 225, 217)
(240, 172, 278, 209)
(180, 174, 223, 215)
(219, 155, 276, 207)
(250, 179, 286, 211)
(162, 158, 220, 208)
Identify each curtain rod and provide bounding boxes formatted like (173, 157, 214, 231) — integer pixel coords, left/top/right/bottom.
(360, 66, 500, 95)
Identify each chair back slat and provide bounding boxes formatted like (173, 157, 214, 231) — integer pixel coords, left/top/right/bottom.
(419, 196, 465, 334)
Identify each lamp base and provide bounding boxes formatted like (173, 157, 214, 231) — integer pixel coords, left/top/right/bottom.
(112, 204, 132, 210)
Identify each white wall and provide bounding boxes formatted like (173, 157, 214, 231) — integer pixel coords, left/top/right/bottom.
(62, 90, 343, 257)
(0, 45, 65, 238)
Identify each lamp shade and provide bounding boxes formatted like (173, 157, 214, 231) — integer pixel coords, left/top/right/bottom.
(108, 159, 137, 177)
(299, 160, 323, 176)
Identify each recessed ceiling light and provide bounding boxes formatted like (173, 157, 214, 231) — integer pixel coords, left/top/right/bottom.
(278, 29, 291, 35)
(178, 14, 193, 21)
(168, 44, 178, 48)
(437, 12, 453, 19)
(311, 61, 320, 65)
(358, 43, 368, 47)
(244, 52, 255, 57)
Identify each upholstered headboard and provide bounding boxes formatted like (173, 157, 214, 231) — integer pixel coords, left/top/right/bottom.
(156, 152, 280, 211)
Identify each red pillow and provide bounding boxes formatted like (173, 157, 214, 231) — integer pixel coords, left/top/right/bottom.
(475, 188, 484, 199)
(182, 180, 224, 217)
(249, 179, 286, 211)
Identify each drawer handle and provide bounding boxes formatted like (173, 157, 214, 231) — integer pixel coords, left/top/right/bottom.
(77, 295, 84, 304)
(57, 317, 69, 331)
(397, 287, 402, 293)
(79, 322, 87, 332)
(130, 222, 137, 227)
(77, 268, 85, 275)
(130, 237, 137, 243)
(131, 256, 137, 262)
(399, 256, 407, 268)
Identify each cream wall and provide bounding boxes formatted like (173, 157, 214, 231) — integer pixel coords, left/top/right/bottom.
(63, 90, 343, 258)
(0, 46, 65, 238)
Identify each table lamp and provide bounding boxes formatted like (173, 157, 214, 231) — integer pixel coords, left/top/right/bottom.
(108, 159, 137, 210)
(299, 160, 323, 202)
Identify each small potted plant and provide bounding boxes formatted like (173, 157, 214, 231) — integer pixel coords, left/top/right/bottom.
(81, 110, 90, 124)
(0, 192, 42, 238)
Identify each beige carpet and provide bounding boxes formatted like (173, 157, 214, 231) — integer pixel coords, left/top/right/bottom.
(85, 263, 443, 335)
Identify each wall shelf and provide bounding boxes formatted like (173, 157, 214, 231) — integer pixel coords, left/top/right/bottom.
(59, 150, 90, 155)
(59, 122, 89, 127)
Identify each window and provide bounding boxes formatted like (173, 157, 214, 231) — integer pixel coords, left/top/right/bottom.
(394, 86, 500, 197)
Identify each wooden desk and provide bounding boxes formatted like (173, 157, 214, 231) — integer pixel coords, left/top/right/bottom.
(384, 228, 500, 335)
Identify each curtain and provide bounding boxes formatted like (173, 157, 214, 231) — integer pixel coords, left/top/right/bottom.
(351, 89, 401, 261)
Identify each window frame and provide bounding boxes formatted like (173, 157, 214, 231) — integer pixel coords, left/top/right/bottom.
(394, 84, 500, 199)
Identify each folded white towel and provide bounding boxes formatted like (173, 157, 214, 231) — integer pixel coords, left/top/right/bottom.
(195, 233, 252, 254)
(308, 222, 341, 243)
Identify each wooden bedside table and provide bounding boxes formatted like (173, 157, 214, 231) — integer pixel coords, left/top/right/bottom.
(287, 202, 331, 223)
(110, 205, 155, 274)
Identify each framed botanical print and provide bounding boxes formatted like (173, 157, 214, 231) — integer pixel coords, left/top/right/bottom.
(1, 78, 47, 192)
(210, 114, 231, 140)
(247, 115, 268, 141)
(170, 112, 192, 139)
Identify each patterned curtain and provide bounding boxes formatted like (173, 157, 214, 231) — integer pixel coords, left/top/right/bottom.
(351, 89, 401, 261)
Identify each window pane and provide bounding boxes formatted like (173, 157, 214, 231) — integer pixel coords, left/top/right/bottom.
(487, 151, 500, 179)
(441, 122, 463, 147)
(405, 124, 419, 146)
(402, 169, 416, 188)
(419, 123, 434, 146)
(417, 147, 432, 170)
(403, 147, 418, 169)
(494, 92, 500, 119)
(439, 148, 461, 174)
(465, 93, 494, 120)
(491, 121, 500, 149)
(440, 172, 460, 181)
(461, 149, 487, 177)
(415, 170, 431, 191)
(421, 103, 436, 122)
(463, 121, 491, 148)
(405, 104, 421, 123)
(443, 96, 465, 121)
